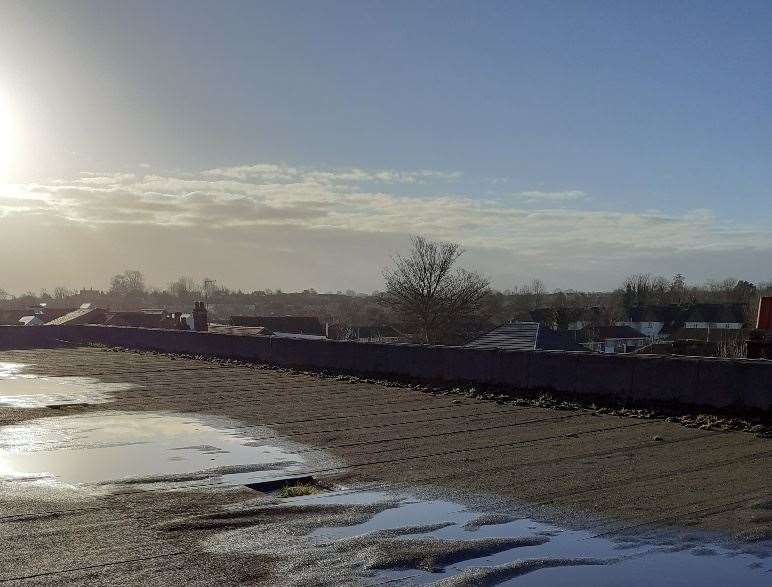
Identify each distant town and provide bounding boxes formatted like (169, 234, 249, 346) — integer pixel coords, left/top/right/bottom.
(3, 238, 770, 359)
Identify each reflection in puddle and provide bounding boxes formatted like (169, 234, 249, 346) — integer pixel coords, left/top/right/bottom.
(0, 362, 135, 407)
(0, 411, 313, 486)
(202, 490, 771, 586)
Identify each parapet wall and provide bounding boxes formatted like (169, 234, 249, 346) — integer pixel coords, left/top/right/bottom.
(0, 325, 769, 411)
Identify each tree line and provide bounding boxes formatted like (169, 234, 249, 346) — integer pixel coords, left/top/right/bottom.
(2, 236, 770, 344)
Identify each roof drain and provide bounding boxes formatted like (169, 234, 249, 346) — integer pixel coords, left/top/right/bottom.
(243, 474, 317, 493)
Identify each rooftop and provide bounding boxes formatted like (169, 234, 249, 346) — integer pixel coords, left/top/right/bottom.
(0, 346, 769, 584)
(230, 315, 324, 336)
(581, 325, 650, 341)
(466, 321, 588, 352)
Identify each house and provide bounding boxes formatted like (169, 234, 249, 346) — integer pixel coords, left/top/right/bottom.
(18, 315, 44, 326)
(579, 325, 648, 354)
(327, 324, 404, 342)
(465, 321, 588, 352)
(529, 307, 604, 331)
(230, 315, 325, 336)
(102, 310, 177, 329)
(617, 303, 747, 339)
(682, 304, 745, 330)
(615, 305, 682, 338)
(671, 326, 748, 342)
(0, 307, 74, 325)
(45, 306, 107, 326)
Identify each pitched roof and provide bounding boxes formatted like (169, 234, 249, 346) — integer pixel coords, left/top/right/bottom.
(230, 315, 324, 335)
(625, 303, 746, 325)
(671, 327, 747, 342)
(529, 306, 603, 324)
(466, 322, 588, 352)
(683, 303, 745, 324)
(46, 307, 106, 326)
(0, 307, 74, 325)
(19, 315, 44, 326)
(103, 311, 173, 329)
(625, 305, 683, 323)
(583, 325, 648, 340)
(207, 324, 273, 336)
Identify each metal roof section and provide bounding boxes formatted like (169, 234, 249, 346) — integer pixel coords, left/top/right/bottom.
(207, 324, 273, 336)
(45, 307, 106, 326)
(465, 321, 540, 351)
(467, 321, 590, 352)
(230, 315, 324, 336)
(18, 316, 44, 326)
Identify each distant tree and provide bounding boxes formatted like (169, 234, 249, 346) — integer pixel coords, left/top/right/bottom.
(622, 273, 654, 310)
(53, 286, 73, 300)
(378, 236, 491, 344)
(651, 275, 669, 304)
(732, 280, 756, 302)
(517, 279, 547, 309)
(202, 278, 218, 300)
(167, 276, 198, 299)
(110, 270, 146, 296)
(669, 273, 687, 304)
(0, 288, 8, 301)
(704, 278, 738, 302)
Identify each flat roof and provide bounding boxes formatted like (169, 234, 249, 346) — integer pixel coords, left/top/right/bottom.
(0, 346, 769, 583)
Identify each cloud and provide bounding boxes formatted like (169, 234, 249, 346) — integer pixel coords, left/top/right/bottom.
(1, 162, 771, 291)
(513, 190, 588, 203)
(201, 163, 461, 185)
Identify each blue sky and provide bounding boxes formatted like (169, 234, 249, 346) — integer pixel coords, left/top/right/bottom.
(1, 1, 771, 292)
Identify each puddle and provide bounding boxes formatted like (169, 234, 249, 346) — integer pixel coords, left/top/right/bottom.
(0, 362, 135, 407)
(0, 411, 323, 487)
(202, 489, 771, 586)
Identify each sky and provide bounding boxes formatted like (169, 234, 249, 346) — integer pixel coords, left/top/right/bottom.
(1, 0, 771, 294)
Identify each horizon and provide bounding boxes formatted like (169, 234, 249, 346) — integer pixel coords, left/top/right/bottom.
(0, 269, 765, 301)
(2, 1, 771, 293)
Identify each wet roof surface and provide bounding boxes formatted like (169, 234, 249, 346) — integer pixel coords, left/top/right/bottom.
(0, 362, 136, 407)
(0, 346, 769, 585)
(0, 411, 311, 486)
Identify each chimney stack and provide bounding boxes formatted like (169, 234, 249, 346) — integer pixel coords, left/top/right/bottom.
(747, 297, 772, 359)
(757, 297, 772, 330)
(192, 301, 209, 332)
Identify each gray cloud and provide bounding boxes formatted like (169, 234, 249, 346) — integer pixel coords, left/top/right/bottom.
(1, 162, 771, 292)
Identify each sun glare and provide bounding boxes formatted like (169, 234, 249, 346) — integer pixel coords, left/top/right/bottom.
(0, 95, 16, 177)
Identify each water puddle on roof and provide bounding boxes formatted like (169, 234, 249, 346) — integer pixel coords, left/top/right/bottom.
(202, 489, 771, 586)
(0, 362, 135, 408)
(0, 411, 319, 488)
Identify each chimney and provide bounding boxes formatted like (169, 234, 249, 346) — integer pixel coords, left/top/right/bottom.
(757, 297, 772, 330)
(747, 297, 772, 359)
(192, 301, 209, 332)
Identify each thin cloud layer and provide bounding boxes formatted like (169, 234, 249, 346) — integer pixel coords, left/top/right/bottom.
(1, 162, 771, 291)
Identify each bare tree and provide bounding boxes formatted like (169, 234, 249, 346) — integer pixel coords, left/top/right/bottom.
(378, 236, 490, 344)
(519, 278, 547, 309)
(669, 273, 687, 304)
(202, 278, 217, 300)
(53, 286, 72, 300)
(109, 270, 146, 296)
(167, 276, 198, 299)
(622, 273, 654, 310)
